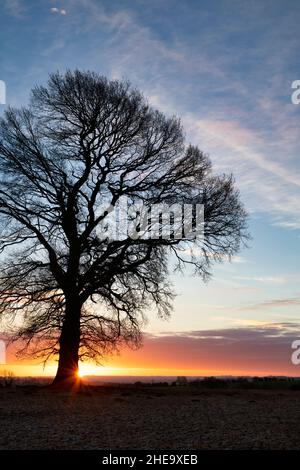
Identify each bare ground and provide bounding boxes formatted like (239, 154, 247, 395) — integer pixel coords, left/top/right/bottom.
(1, 386, 300, 450)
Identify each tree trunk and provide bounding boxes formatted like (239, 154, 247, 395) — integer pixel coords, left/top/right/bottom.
(52, 296, 81, 387)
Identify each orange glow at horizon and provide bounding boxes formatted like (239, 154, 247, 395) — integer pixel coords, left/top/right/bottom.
(1, 360, 299, 379)
(2, 325, 300, 378)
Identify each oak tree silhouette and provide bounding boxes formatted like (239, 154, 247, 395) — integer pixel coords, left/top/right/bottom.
(0, 71, 248, 387)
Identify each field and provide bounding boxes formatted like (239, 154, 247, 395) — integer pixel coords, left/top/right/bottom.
(1, 384, 300, 450)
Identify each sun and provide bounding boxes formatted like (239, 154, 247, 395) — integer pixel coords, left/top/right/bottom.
(76, 362, 123, 378)
(77, 363, 100, 377)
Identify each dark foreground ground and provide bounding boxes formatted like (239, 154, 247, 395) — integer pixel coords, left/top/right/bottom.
(1, 385, 300, 450)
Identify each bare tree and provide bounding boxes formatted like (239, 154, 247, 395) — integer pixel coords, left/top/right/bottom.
(0, 71, 248, 387)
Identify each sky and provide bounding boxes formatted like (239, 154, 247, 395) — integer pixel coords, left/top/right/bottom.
(0, 0, 300, 377)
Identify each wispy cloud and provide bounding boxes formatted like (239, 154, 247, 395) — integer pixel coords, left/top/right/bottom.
(184, 115, 300, 231)
(66, 0, 299, 232)
(242, 296, 300, 311)
(5, 0, 299, 238)
(3, 0, 25, 17)
(236, 276, 287, 284)
(211, 316, 274, 327)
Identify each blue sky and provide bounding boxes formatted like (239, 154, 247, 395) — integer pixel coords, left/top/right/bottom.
(1, 0, 300, 371)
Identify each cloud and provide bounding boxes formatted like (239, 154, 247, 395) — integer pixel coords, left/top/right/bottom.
(114, 322, 300, 375)
(275, 221, 300, 230)
(3, 0, 25, 17)
(191, 119, 300, 188)
(6, 322, 300, 376)
(184, 115, 300, 231)
(3, 0, 300, 231)
(182, 248, 248, 265)
(242, 296, 300, 311)
(50, 7, 67, 16)
(211, 316, 279, 327)
(236, 276, 287, 284)
(73, 1, 299, 232)
(67, 0, 185, 76)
